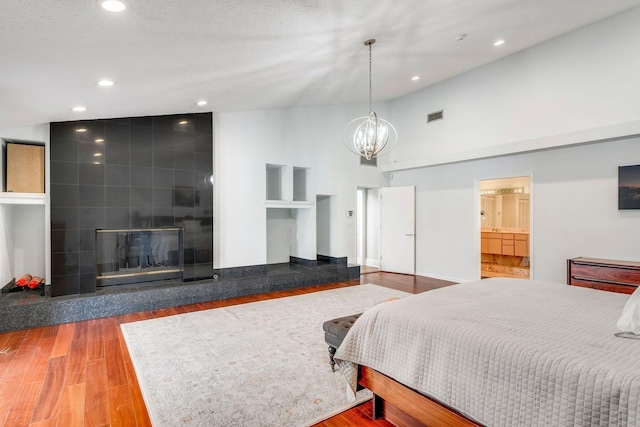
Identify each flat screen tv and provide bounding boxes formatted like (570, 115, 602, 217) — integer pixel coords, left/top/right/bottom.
(618, 165, 640, 210)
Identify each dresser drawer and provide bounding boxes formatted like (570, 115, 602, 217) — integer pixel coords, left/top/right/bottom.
(570, 278, 637, 294)
(570, 263, 640, 286)
(569, 258, 640, 294)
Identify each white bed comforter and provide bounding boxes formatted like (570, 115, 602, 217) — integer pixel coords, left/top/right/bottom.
(335, 278, 640, 426)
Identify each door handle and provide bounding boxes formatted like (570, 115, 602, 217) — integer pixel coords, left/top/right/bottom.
(405, 233, 415, 237)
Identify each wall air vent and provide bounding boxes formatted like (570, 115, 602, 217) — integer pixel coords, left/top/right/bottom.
(427, 110, 444, 123)
(360, 156, 377, 167)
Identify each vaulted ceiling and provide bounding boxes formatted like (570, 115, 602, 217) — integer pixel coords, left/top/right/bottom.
(1, 0, 639, 128)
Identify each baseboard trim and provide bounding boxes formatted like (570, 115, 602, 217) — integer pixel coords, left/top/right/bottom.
(415, 271, 469, 284)
(364, 258, 380, 268)
(317, 255, 348, 265)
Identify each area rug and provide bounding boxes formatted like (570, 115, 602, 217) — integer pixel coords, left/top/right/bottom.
(121, 284, 410, 427)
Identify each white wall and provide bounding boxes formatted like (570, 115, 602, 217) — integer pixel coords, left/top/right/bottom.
(386, 7, 640, 171)
(365, 188, 380, 267)
(356, 189, 364, 263)
(215, 104, 387, 268)
(316, 195, 332, 256)
(293, 207, 316, 260)
(390, 137, 640, 284)
(355, 188, 380, 267)
(266, 208, 296, 264)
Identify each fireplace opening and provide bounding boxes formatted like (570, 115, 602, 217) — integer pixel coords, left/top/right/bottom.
(96, 228, 183, 287)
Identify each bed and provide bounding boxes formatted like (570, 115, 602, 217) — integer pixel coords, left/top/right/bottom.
(334, 277, 640, 426)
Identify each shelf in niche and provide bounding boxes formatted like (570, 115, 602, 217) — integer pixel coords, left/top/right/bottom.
(0, 192, 45, 205)
(265, 200, 314, 209)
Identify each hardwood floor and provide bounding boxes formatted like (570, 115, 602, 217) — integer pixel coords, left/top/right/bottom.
(0, 272, 454, 427)
(359, 265, 379, 274)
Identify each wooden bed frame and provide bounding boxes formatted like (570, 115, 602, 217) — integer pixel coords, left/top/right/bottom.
(357, 259, 640, 427)
(358, 365, 481, 427)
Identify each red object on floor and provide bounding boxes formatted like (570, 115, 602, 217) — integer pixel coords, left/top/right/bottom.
(27, 276, 43, 289)
(16, 274, 32, 287)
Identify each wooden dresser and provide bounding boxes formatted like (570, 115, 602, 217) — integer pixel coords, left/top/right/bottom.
(567, 257, 640, 294)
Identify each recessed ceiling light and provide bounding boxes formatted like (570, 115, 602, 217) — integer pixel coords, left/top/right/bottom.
(196, 100, 208, 106)
(95, 138, 104, 143)
(72, 106, 87, 112)
(411, 76, 420, 81)
(101, 0, 126, 12)
(76, 128, 88, 133)
(93, 153, 102, 157)
(178, 120, 188, 125)
(97, 79, 114, 87)
(493, 39, 505, 47)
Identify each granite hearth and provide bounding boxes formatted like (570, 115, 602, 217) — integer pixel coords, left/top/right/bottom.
(0, 260, 360, 333)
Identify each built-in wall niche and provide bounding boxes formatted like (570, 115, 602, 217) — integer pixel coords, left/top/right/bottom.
(265, 164, 315, 264)
(266, 164, 286, 201)
(0, 136, 48, 291)
(266, 163, 312, 206)
(266, 206, 315, 264)
(2, 141, 45, 194)
(266, 208, 296, 264)
(0, 203, 46, 288)
(293, 167, 309, 202)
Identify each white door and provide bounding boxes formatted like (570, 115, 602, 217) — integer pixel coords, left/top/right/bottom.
(380, 186, 415, 274)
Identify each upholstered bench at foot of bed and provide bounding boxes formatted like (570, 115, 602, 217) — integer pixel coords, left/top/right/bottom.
(322, 313, 362, 371)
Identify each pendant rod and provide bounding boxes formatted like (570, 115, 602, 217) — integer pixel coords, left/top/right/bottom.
(364, 39, 375, 113)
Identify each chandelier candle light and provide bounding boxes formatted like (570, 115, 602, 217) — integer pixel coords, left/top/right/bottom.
(343, 39, 398, 160)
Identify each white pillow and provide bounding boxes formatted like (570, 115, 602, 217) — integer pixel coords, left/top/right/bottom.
(617, 285, 640, 335)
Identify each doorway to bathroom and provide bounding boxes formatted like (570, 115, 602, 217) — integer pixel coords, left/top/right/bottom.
(480, 176, 531, 279)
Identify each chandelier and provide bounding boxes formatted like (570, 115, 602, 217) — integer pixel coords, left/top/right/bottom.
(343, 39, 397, 160)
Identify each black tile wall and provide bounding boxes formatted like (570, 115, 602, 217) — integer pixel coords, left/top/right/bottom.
(79, 164, 105, 186)
(50, 113, 214, 296)
(105, 164, 130, 187)
(50, 161, 79, 185)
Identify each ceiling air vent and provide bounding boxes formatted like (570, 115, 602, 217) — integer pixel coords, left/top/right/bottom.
(360, 156, 377, 167)
(427, 110, 444, 123)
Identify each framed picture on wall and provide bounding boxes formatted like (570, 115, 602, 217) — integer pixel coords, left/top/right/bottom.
(619, 165, 640, 210)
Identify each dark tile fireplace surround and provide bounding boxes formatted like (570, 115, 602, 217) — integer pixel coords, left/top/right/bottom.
(0, 113, 359, 332)
(50, 113, 215, 295)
